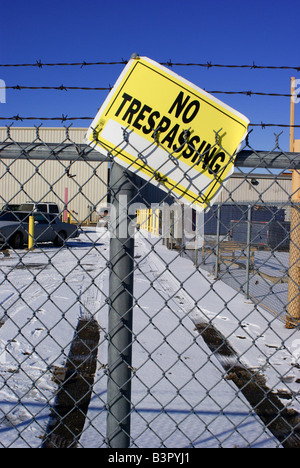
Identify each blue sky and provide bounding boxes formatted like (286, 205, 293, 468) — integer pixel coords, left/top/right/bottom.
(0, 0, 299, 151)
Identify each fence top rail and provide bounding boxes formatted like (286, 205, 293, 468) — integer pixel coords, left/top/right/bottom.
(235, 150, 300, 169)
(0, 142, 300, 169)
(0, 142, 108, 162)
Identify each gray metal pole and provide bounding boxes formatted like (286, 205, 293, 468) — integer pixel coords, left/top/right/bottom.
(106, 162, 136, 448)
(2, 144, 300, 169)
(245, 204, 252, 300)
(214, 204, 221, 278)
(194, 211, 198, 266)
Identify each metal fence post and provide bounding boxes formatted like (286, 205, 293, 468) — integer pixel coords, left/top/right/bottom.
(181, 203, 185, 256)
(286, 77, 300, 328)
(286, 170, 300, 328)
(194, 211, 198, 266)
(214, 204, 221, 277)
(106, 162, 136, 448)
(245, 204, 252, 300)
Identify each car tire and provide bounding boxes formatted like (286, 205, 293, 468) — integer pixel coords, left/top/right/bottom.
(54, 230, 67, 247)
(12, 232, 24, 249)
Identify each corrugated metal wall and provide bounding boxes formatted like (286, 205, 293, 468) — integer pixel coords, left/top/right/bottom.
(219, 173, 291, 203)
(0, 128, 292, 222)
(0, 127, 89, 144)
(0, 127, 108, 223)
(218, 172, 292, 221)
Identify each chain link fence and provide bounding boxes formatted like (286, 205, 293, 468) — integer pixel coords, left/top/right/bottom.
(0, 126, 300, 448)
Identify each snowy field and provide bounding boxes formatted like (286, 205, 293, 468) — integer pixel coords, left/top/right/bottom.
(0, 227, 300, 448)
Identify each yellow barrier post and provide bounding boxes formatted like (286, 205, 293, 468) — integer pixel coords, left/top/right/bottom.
(154, 209, 160, 236)
(147, 209, 152, 232)
(140, 210, 143, 228)
(27, 215, 35, 251)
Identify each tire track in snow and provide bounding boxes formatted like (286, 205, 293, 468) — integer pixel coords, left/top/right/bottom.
(42, 262, 108, 447)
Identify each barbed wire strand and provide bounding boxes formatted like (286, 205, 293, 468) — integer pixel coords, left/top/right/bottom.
(0, 85, 299, 98)
(0, 59, 300, 71)
(0, 115, 299, 128)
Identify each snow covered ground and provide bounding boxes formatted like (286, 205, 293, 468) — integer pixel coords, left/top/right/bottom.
(199, 247, 289, 321)
(0, 227, 300, 448)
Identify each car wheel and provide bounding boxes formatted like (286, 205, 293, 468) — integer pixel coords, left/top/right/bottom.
(12, 232, 24, 249)
(54, 230, 67, 247)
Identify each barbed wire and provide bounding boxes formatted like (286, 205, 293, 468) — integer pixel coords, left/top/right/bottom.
(0, 84, 299, 99)
(0, 115, 92, 122)
(1, 85, 112, 91)
(0, 60, 128, 68)
(0, 114, 299, 128)
(0, 59, 300, 71)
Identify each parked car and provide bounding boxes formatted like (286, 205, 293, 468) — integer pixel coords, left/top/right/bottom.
(17, 202, 61, 216)
(0, 211, 79, 249)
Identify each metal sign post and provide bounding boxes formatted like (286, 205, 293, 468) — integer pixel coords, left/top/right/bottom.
(106, 162, 136, 448)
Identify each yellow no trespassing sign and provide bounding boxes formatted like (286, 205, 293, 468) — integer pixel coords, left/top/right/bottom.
(86, 56, 249, 211)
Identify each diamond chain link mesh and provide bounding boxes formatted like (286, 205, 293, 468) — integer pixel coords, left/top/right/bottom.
(0, 126, 300, 448)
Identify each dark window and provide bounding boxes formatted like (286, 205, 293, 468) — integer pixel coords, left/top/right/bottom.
(37, 204, 47, 212)
(49, 205, 59, 214)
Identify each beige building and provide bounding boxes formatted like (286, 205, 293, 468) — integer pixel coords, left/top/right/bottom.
(0, 127, 293, 222)
(218, 172, 292, 218)
(0, 127, 108, 223)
